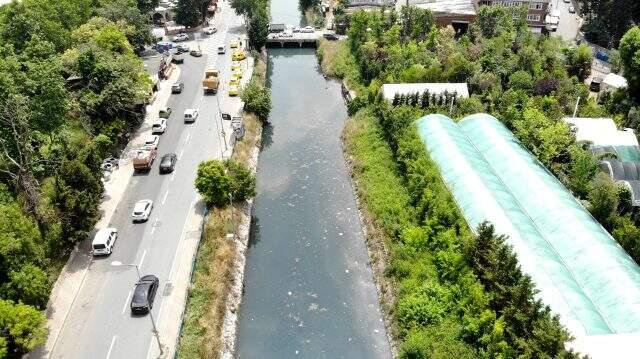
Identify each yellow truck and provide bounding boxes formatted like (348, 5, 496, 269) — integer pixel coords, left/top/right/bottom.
(202, 69, 220, 94)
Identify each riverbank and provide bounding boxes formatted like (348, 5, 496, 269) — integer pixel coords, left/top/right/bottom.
(176, 53, 267, 359)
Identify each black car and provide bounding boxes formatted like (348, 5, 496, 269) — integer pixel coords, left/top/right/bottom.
(159, 153, 177, 173)
(131, 275, 159, 315)
(171, 82, 184, 94)
(323, 33, 339, 41)
(175, 44, 189, 53)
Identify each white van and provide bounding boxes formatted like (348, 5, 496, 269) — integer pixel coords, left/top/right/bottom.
(92, 228, 118, 256)
(184, 108, 199, 123)
(217, 45, 225, 54)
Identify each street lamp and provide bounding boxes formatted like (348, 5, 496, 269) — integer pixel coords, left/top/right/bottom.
(111, 261, 164, 357)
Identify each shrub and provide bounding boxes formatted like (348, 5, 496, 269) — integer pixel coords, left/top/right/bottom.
(195, 160, 256, 208)
(241, 78, 271, 121)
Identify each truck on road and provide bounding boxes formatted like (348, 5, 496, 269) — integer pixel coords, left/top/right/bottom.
(202, 69, 220, 94)
(132, 148, 157, 171)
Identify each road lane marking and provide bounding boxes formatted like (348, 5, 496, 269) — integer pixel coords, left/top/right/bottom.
(179, 148, 185, 159)
(106, 335, 117, 359)
(122, 289, 132, 314)
(185, 132, 191, 143)
(170, 171, 176, 182)
(145, 337, 155, 359)
(162, 190, 169, 205)
(138, 249, 147, 268)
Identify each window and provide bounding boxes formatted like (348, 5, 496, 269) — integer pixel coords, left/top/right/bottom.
(529, 2, 543, 10)
(480, 0, 492, 4)
(527, 14, 541, 21)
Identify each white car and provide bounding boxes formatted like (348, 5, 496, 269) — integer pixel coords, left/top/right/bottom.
(203, 27, 217, 35)
(172, 33, 189, 42)
(292, 27, 301, 33)
(151, 119, 167, 134)
(301, 26, 315, 33)
(184, 108, 199, 123)
(144, 135, 160, 149)
(92, 228, 118, 256)
(131, 200, 153, 222)
(279, 30, 294, 38)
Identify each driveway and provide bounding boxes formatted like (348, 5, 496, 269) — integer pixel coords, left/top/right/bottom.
(550, 0, 581, 42)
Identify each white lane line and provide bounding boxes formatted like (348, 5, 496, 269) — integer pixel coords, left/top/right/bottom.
(170, 171, 176, 182)
(179, 148, 185, 160)
(106, 335, 117, 359)
(138, 249, 147, 268)
(145, 337, 155, 359)
(162, 190, 169, 205)
(168, 195, 198, 279)
(122, 289, 132, 314)
(185, 132, 191, 143)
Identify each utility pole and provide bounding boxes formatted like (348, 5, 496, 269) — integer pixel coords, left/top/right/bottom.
(229, 192, 235, 239)
(572, 96, 581, 117)
(215, 96, 228, 157)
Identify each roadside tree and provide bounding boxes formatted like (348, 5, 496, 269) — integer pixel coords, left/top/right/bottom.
(195, 160, 256, 208)
(619, 26, 640, 98)
(241, 78, 271, 121)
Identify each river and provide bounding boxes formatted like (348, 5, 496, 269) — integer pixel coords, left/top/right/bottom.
(234, 4, 391, 358)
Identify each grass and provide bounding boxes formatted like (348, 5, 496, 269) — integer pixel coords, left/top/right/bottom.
(342, 109, 416, 349)
(317, 39, 365, 94)
(177, 53, 267, 359)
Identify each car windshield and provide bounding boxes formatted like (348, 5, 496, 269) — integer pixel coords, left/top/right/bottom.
(93, 243, 106, 250)
(134, 202, 147, 212)
(132, 283, 150, 305)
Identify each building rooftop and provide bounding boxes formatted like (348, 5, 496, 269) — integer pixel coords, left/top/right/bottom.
(416, 113, 640, 359)
(408, 0, 476, 15)
(603, 73, 628, 89)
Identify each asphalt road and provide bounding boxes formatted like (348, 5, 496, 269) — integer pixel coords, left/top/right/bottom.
(48, 5, 246, 359)
(551, 0, 581, 42)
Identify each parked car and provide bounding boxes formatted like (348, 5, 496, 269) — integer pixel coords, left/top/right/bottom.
(172, 33, 189, 42)
(131, 199, 153, 222)
(292, 27, 301, 33)
(590, 77, 603, 92)
(92, 228, 118, 256)
(232, 69, 244, 81)
(568, 5, 575, 13)
(203, 27, 217, 35)
(563, 0, 570, 2)
(217, 45, 226, 54)
(101, 157, 119, 172)
(190, 49, 202, 57)
(175, 44, 189, 53)
(323, 33, 339, 41)
(159, 153, 177, 173)
(130, 275, 159, 315)
(301, 26, 314, 33)
(144, 135, 160, 149)
(159, 107, 172, 118)
(184, 108, 199, 123)
(230, 40, 239, 48)
(151, 119, 167, 134)
(171, 82, 184, 94)
(232, 51, 246, 61)
(228, 84, 239, 96)
(231, 61, 242, 72)
(279, 30, 294, 38)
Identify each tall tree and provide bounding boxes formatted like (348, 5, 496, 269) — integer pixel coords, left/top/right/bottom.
(619, 26, 640, 99)
(175, 0, 202, 27)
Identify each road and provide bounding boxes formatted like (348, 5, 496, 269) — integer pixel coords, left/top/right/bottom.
(551, 0, 581, 42)
(46, 4, 247, 359)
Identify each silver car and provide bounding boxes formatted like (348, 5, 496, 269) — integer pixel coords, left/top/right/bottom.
(131, 200, 153, 222)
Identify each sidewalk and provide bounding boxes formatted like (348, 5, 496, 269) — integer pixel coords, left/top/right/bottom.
(35, 66, 181, 359)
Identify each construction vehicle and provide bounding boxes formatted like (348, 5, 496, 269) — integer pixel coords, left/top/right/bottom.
(202, 69, 220, 94)
(132, 148, 157, 172)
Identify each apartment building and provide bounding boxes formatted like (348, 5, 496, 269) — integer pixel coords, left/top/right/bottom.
(477, 0, 549, 28)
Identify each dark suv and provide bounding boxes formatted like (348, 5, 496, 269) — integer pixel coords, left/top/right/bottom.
(159, 153, 177, 173)
(130, 275, 159, 315)
(172, 82, 184, 94)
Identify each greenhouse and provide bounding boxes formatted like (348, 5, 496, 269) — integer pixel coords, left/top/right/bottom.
(415, 113, 640, 355)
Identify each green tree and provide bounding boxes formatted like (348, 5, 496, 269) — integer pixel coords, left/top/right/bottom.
(137, 0, 160, 13)
(230, 0, 254, 16)
(564, 44, 592, 81)
(399, 321, 477, 359)
(588, 173, 619, 229)
(175, 0, 202, 27)
(247, 5, 269, 50)
(195, 160, 256, 207)
(1, 264, 51, 309)
(97, 0, 155, 52)
(567, 145, 597, 199)
(241, 77, 271, 121)
(513, 108, 573, 167)
(0, 299, 47, 357)
(619, 26, 640, 97)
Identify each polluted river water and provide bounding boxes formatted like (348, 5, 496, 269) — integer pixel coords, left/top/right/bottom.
(234, 4, 392, 357)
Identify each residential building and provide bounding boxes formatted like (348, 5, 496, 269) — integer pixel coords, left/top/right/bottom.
(410, 0, 477, 31)
(476, 0, 549, 29)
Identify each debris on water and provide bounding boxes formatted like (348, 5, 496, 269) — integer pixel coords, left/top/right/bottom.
(308, 303, 319, 311)
(288, 291, 292, 296)
(338, 232, 343, 236)
(345, 269, 349, 273)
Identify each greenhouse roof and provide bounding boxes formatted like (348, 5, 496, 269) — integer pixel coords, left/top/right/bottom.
(415, 113, 640, 358)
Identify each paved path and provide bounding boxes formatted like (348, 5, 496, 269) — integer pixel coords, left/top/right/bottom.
(31, 2, 252, 358)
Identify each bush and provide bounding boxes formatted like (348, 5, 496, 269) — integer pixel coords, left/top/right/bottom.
(241, 78, 271, 122)
(195, 160, 256, 208)
(400, 321, 476, 359)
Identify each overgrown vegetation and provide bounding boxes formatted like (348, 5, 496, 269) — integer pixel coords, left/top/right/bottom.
(577, 0, 640, 48)
(195, 160, 256, 207)
(0, 0, 154, 356)
(317, 4, 640, 357)
(179, 54, 267, 358)
(230, 0, 268, 50)
(240, 78, 271, 122)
